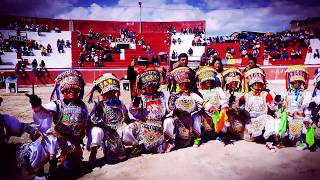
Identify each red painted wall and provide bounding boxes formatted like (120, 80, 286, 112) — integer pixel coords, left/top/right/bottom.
(2, 65, 318, 86)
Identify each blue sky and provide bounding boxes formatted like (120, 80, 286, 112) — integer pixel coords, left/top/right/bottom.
(1, 0, 319, 35)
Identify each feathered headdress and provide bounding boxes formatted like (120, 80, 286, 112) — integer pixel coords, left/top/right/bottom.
(138, 67, 161, 89)
(222, 67, 242, 90)
(243, 68, 266, 92)
(170, 67, 192, 84)
(88, 73, 120, 103)
(50, 70, 85, 101)
(312, 68, 320, 97)
(196, 66, 217, 84)
(285, 65, 309, 90)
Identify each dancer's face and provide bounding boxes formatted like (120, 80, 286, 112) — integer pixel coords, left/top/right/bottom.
(292, 80, 303, 89)
(179, 57, 188, 67)
(316, 82, 320, 90)
(179, 82, 190, 92)
(252, 82, 262, 91)
(202, 80, 214, 89)
(32, 105, 42, 113)
(63, 89, 80, 101)
(214, 61, 222, 71)
(102, 90, 119, 100)
(228, 81, 238, 91)
(145, 86, 157, 94)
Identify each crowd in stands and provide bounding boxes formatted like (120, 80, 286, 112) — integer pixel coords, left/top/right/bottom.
(77, 30, 120, 67)
(76, 27, 171, 67)
(4, 22, 61, 33)
(192, 30, 320, 63)
(15, 58, 48, 77)
(31, 59, 48, 75)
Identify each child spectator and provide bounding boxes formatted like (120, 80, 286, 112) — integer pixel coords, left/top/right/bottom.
(46, 44, 52, 53)
(39, 60, 48, 74)
(31, 59, 38, 75)
(314, 49, 320, 59)
(40, 46, 46, 56)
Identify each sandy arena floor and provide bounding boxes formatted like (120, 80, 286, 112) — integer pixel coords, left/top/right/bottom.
(0, 83, 319, 180)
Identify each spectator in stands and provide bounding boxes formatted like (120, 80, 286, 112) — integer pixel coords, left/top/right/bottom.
(314, 49, 320, 59)
(200, 53, 208, 66)
(94, 54, 99, 67)
(58, 42, 64, 53)
(0, 56, 2, 65)
(31, 59, 38, 75)
(34, 42, 39, 50)
(297, 48, 302, 58)
(15, 60, 26, 76)
(40, 46, 46, 56)
(241, 48, 248, 57)
(154, 56, 161, 66)
(44, 25, 49, 32)
(140, 37, 145, 45)
(225, 51, 232, 60)
(162, 67, 167, 82)
(22, 46, 28, 56)
(146, 44, 151, 52)
(253, 48, 259, 58)
(172, 50, 177, 59)
(66, 40, 71, 48)
(243, 57, 261, 73)
(39, 60, 48, 74)
(290, 49, 297, 59)
(127, 60, 137, 100)
(46, 44, 52, 53)
(172, 38, 177, 45)
(230, 47, 236, 55)
(282, 49, 289, 59)
(188, 47, 193, 56)
(178, 38, 182, 44)
(54, 26, 61, 33)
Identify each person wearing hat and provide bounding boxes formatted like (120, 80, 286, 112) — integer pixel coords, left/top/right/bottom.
(0, 97, 51, 179)
(23, 94, 61, 177)
(193, 66, 228, 146)
(221, 67, 247, 140)
(308, 69, 320, 151)
(164, 67, 204, 150)
(123, 68, 167, 156)
(49, 70, 88, 173)
(243, 68, 278, 152)
(169, 53, 199, 94)
(284, 65, 312, 151)
(87, 73, 129, 164)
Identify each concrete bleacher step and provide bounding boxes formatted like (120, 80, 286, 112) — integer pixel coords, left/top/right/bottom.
(305, 38, 320, 64)
(0, 30, 72, 69)
(170, 34, 205, 61)
(25, 31, 72, 68)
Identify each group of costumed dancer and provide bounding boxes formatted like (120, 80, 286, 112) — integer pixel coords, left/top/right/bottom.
(1, 53, 320, 179)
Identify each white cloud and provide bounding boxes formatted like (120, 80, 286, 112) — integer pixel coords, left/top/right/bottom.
(55, 1, 320, 35)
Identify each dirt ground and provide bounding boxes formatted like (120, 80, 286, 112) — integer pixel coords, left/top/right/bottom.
(0, 83, 320, 180)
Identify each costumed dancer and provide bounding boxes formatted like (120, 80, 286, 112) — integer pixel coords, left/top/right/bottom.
(243, 68, 278, 152)
(284, 65, 312, 151)
(123, 68, 167, 156)
(305, 68, 320, 151)
(193, 66, 228, 145)
(221, 67, 247, 139)
(0, 96, 53, 180)
(24, 94, 61, 177)
(87, 73, 129, 163)
(49, 70, 88, 172)
(169, 53, 198, 94)
(163, 67, 204, 150)
(267, 94, 287, 149)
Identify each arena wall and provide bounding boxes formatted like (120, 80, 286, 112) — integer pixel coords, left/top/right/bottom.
(1, 65, 319, 87)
